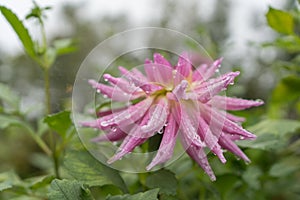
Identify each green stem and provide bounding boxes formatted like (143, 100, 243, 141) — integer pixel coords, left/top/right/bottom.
(44, 68, 60, 178)
(24, 125, 51, 156)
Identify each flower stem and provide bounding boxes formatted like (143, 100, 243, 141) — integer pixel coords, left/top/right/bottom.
(44, 68, 60, 178)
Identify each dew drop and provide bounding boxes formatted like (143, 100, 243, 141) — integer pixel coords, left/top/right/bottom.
(113, 141, 118, 145)
(96, 89, 101, 93)
(164, 122, 168, 127)
(103, 94, 108, 98)
(100, 121, 109, 126)
(111, 126, 117, 132)
(229, 82, 234, 85)
(240, 136, 245, 140)
(158, 128, 164, 134)
(215, 69, 220, 73)
(104, 78, 108, 82)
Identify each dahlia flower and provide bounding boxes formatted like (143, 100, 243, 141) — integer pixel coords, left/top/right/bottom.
(82, 53, 263, 181)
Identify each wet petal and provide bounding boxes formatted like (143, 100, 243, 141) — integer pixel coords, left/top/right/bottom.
(98, 97, 153, 128)
(91, 127, 127, 142)
(192, 72, 240, 103)
(141, 98, 169, 137)
(209, 96, 264, 110)
(218, 133, 250, 163)
(146, 113, 178, 170)
(153, 53, 173, 84)
(88, 79, 138, 101)
(202, 58, 223, 80)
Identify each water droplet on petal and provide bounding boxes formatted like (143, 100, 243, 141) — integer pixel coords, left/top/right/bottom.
(240, 136, 245, 140)
(215, 69, 220, 73)
(158, 128, 164, 134)
(111, 126, 117, 132)
(103, 94, 108, 98)
(113, 141, 118, 145)
(96, 89, 101, 93)
(104, 78, 108, 82)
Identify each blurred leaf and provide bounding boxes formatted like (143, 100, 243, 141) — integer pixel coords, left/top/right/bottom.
(48, 179, 94, 200)
(64, 150, 128, 193)
(159, 194, 178, 200)
(237, 119, 300, 150)
(0, 83, 20, 112)
(242, 166, 262, 190)
(54, 38, 78, 55)
(28, 175, 55, 190)
(44, 111, 72, 138)
(266, 7, 294, 34)
(0, 115, 24, 130)
(263, 35, 300, 53)
(269, 157, 300, 177)
(0, 6, 36, 59)
(145, 169, 177, 195)
(44, 47, 57, 69)
(106, 188, 159, 200)
(0, 171, 21, 192)
(268, 75, 300, 118)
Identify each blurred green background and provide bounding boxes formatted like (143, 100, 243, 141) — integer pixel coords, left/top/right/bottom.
(0, 0, 300, 199)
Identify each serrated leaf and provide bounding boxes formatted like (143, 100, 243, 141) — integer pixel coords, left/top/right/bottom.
(48, 179, 94, 200)
(0, 83, 20, 112)
(145, 169, 177, 195)
(0, 6, 36, 59)
(106, 188, 159, 200)
(266, 7, 294, 34)
(44, 111, 72, 137)
(237, 119, 300, 150)
(64, 150, 128, 193)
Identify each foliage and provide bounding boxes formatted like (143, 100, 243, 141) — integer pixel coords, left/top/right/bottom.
(0, 1, 300, 200)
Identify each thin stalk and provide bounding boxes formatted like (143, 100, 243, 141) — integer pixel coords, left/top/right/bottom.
(44, 68, 60, 178)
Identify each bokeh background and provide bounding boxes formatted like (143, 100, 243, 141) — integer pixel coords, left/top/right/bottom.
(1, 0, 299, 199)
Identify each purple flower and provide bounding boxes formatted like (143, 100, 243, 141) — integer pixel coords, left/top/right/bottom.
(82, 53, 263, 181)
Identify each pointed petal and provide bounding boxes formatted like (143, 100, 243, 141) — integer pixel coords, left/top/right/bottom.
(146, 113, 178, 170)
(103, 74, 140, 94)
(176, 52, 192, 78)
(91, 128, 127, 142)
(170, 80, 189, 101)
(144, 59, 156, 82)
(198, 117, 226, 163)
(107, 111, 151, 163)
(173, 104, 205, 147)
(140, 98, 169, 137)
(88, 79, 138, 101)
(99, 98, 153, 128)
(119, 66, 162, 94)
(201, 105, 256, 139)
(192, 64, 207, 81)
(218, 134, 250, 163)
(202, 58, 223, 80)
(192, 72, 240, 103)
(209, 96, 264, 110)
(153, 53, 173, 84)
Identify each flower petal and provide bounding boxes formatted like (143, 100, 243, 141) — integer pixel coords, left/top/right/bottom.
(140, 98, 169, 137)
(202, 58, 223, 80)
(192, 72, 240, 103)
(218, 133, 250, 163)
(91, 127, 127, 142)
(209, 96, 264, 110)
(98, 97, 153, 128)
(146, 113, 178, 170)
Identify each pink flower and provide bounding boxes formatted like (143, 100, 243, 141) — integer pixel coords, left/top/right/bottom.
(82, 53, 263, 181)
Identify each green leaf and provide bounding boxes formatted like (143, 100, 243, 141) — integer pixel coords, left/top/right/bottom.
(266, 7, 294, 34)
(64, 150, 128, 193)
(0, 83, 20, 113)
(54, 38, 78, 55)
(0, 6, 36, 59)
(269, 157, 300, 177)
(106, 188, 159, 200)
(237, 119, 300, 150)
(0, 115, 24, 129)
(242, 166, 262, 190)
(263, 35, 300, 53)
(269, 75, 300, 118)
(44, 111, 72, 137)
(0, 171, 21, 192)
(28, 175, 55, 190)
(145, 169, 177, 195)
(48, 179, 94, 200)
